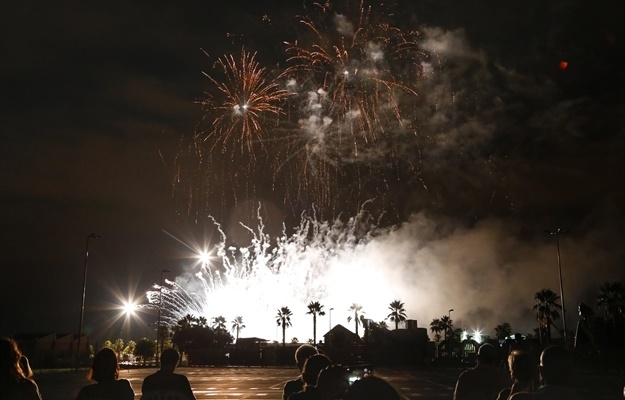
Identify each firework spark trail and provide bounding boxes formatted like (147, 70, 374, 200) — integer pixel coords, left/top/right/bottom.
(197, 49, 294, 159)
(266, 0, 426, 216)
(174, 0, 428, 220)
(284, 0, 422, 149)
(147, 202, 383, 340)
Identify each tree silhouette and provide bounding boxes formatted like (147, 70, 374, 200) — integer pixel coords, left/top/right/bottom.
(347, 303, 364, 337)
(231, 316, 245, 344)
(387, 300, 407, 330)
(596, 281, 625, 321)
(212, 315, 227, 331)
(276, 307, 293, 347)
(440, 315, 453, 342)
(306, 301, 325, 345)
(494, 322, 512, 340)
(430, 318, 443, 342)
(134, 338, 155, 365)
(533, 288, 562, 343)
(171, 314, 233, 358)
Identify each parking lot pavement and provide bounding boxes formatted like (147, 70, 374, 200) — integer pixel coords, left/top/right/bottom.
(35, 367, 455, 400)
(33, 366, 623, 400)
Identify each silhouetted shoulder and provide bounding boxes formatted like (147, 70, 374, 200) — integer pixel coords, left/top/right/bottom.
(510, 385, 584, 400)
(76, 379, 134, 400)
(283, 377, 304, 400)
(9, 378, 42, 400)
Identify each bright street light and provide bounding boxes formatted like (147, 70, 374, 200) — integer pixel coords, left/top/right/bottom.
(122, 300, 137, 316)
(198, 250, 211, 265)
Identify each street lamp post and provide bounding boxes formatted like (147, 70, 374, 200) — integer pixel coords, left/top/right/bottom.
(329, 308, 334, 331)
(156, 269, 169, 366)
(76, 233, 99, 370)
(546, 228, 569, 348)
(445, 308, 454, 355)
(446, 308, 454, 344)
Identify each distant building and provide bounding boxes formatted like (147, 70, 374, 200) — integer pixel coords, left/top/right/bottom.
(322, 324, 363, 364)
(324, 324, 362, 346)
(12, 332, 89, 368)
(405, 319, 418, 330)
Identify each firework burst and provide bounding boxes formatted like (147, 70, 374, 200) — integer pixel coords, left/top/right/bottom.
(274, 0, 425, 215)
(284, 0, 423, 150)
(197, 48, 294, 160)
(175, 0, 427, 221)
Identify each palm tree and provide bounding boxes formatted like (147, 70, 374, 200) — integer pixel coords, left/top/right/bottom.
(494, 322, 512, 340)
(387, 300, 407, 330)
(440, 315, 453, 342)
(533, 288, 562, 343)
(306, 301, 325, 345)
(430, 318, 443, 342)
(231, 316, 245, 344)
(276, 307, 293, 347)
(347, 303, 364, 337)
(212, 315, 227, 331)
(596, 281, 625, 321)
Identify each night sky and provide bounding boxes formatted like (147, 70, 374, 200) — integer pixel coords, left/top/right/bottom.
(1, 0, 623, 344)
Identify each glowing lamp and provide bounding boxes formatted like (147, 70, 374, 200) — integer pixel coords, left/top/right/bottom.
(198, 251, 211, 265)
(122, 301, 137, 315)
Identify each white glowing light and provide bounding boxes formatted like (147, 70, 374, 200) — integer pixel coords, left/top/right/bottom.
(198, 250, 212, 266)
(122, 301, 137, 316)
(146, 206, 412, 342)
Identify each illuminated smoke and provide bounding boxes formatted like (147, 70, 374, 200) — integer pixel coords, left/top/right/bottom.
(147, 203, 623, 342)
(176, 0, 425, 220)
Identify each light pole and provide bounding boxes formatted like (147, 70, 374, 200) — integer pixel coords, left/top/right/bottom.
(546, 228, 569, 347)
(156, 269, 169, 366)
(447, 309, 454, 343)
(76, 233, 99, 370)
(329, 308, 334, 331)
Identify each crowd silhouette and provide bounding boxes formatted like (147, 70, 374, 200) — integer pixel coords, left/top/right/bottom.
(3, 330, 623, 399)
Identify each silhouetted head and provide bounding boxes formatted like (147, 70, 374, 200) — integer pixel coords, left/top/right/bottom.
(345, 376, 400, 400)
(539, 345, 571, 385)
(477, 343, 499, 365)
(89, 347, 120, 383)
(160, 348, 180, 369)
(507, 350, 538, 383)
(295, 344, 318, 371)
(302, 354, 331, 386)
(19, 355, 34, 379)
(0, 337, 24, 382)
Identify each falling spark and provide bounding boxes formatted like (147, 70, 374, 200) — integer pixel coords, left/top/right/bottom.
(174, 0, 427, 221)
(146, 202, 395, 341)
(197, 48, 295, 159)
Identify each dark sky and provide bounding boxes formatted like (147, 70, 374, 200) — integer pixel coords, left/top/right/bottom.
(1, 0, 623, 343)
